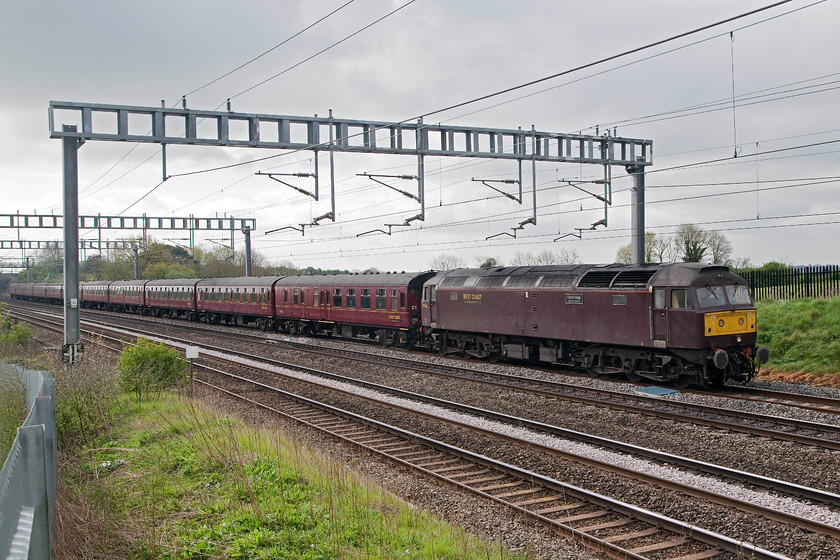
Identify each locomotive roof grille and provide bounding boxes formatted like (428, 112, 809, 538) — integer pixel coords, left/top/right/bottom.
(612, 270, 658, 287)
(504, 275, 539, 288)
(537, 274, 579, 288)
(476, 276, 507, 287)
(439, 276, 468, 287)
(577, 270, 618, 288)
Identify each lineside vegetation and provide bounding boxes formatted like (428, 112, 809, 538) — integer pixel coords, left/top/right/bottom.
(756, 297, 840, 385)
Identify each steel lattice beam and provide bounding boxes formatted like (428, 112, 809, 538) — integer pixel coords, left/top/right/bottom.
(49, 101, 653, 167)
(0, 240, 140, 250)
(0, 213, 256, 231)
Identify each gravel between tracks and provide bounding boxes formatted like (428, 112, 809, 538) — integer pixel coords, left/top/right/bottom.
(198, 347, 840, 559)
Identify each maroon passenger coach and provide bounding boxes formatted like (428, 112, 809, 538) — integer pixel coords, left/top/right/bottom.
(273, 272, 435, 346)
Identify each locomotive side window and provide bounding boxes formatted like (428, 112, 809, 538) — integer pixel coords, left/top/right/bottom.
(333, 288, 342, 307)
(654, 289, 666, 309)
(696, 286, 725, 308)
(347, 289, 356, 308)
(361, 289, 371, 309)
(671, 289, 690, 309)
(726, 284, 752, 305)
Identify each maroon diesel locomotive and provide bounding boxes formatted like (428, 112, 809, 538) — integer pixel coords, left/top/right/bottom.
(421, 262, 768, 388)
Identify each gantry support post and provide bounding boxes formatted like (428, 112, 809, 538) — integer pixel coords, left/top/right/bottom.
(626, 157, 646, 265)
(62, 125, 81, 363)
(242, 225, 252, 277)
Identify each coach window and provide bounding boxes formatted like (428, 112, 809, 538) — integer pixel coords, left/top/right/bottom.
(361, 289, 371, 309)
(293, 288, 299, 305)
(653, 288, 666, 309)
(333, 288, 342, 307)
(347, 289, 356, 308)
(391, 289, 399, 311)
(376, 289, 387, 310)
(313, 289, 320, 306)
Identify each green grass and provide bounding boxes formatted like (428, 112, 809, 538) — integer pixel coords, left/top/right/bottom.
(756, 297, 840, 375)
(61, 393, 528, 559)
(0, 370, 27, 464)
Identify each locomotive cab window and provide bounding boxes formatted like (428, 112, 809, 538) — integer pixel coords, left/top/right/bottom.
(671, 289, 690, 309)
(726, 284, 752, 305)
(696, 285, 725, 309)
(653, 288, 666, 309)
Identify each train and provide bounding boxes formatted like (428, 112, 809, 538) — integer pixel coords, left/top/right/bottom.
(8, 262, 768, 388)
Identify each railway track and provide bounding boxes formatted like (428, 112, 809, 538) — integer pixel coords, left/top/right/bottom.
(13, 303, 840, 450)
(12, 306, 840, 558)
(193, 360, 789, 560)
(15, 300, 840, 413)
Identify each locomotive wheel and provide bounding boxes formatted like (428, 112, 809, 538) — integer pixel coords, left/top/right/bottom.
(624, 369, 642, 382)
(673, 375, 694, 389)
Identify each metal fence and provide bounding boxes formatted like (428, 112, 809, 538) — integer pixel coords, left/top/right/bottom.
(0, 365, 56, 560)
(736, 265, 840, 301)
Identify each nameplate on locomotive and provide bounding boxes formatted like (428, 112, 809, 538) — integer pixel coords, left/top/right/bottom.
(565, 294, 583, 305)
(462, 293, 482, 304)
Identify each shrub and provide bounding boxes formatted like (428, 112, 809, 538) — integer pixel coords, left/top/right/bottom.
(50, 343, 120, 447)
(117, 338, 187, 401)
(0, 302, 32, 347)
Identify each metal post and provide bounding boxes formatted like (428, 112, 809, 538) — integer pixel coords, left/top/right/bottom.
(329, 110, 336, 220)
(62, 125, 81, 362)
(417, 118, 425, 221)
(242, 225, 252, 277)
(625, 157, 646, 265)
(132, 246, 139, 280)
(17, 425, 51, 560)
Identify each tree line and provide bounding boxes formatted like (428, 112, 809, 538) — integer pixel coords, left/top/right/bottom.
(15, 239, 354, 283)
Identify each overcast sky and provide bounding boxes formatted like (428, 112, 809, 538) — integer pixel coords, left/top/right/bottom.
(1, 0, 838, 271)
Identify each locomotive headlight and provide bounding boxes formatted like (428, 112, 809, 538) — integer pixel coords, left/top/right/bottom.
(738, 318, 744, 326)
(736, 336, 742, 343)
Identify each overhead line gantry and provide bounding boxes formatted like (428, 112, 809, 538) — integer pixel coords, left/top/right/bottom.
(49, 100, 652, 362)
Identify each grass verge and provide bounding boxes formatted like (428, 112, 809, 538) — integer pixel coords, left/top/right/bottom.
(57, 391, 528, 560)
(756, 297, 840, 386)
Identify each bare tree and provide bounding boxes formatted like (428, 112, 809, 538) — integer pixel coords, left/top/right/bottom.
(430, 254, 465, 270)
(674, 223, 708, 262)
(510, 251, 537, 266)
(706, 230, 734, 265)
(615, 232, 674, 264)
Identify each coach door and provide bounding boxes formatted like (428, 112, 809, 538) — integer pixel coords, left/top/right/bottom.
(652, 288, 668, 347)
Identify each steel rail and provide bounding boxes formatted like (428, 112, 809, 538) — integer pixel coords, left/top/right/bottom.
(192, 362, 790, 560)
(12, 306, 840, 506)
